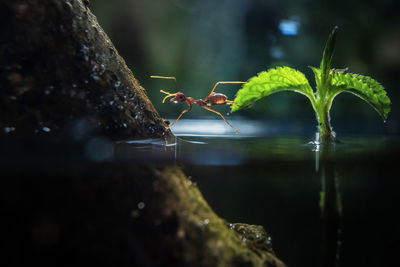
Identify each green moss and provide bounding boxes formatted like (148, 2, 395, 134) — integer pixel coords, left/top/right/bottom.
(156, 166, 285, 267)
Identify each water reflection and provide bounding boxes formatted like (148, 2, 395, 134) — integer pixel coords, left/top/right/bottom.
(170, 118, 267, 137)
(114, 120, 396, 267)
(314, 141, 342, 267)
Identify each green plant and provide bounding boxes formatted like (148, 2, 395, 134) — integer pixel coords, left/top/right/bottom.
(232, 27, 391, 143)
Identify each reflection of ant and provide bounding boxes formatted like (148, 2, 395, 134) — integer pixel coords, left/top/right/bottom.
(151, 76, 245, 134)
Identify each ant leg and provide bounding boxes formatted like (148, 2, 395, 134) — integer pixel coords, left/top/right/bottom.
(150, 75, 179, 90)
(224, 100, 241, 108)
(206, 81, 246, 99)
(167, 107, 191, 129)
(201, 106, 239, 134)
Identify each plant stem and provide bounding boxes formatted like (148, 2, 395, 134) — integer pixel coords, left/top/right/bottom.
(315, 26, 339, 144)
(307, 87, 336, 144)
(316, 100, 336, 143)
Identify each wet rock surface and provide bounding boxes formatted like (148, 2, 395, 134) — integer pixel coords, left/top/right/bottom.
(0, 0, 169, 141)
(229, 223, 275, 255)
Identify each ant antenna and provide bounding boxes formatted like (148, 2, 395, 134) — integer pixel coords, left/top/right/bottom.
(160, 90, 177, 103)
(150, 76, 179, 90)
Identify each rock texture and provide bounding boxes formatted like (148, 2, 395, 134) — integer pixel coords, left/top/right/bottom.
(0, 0, 169, 140)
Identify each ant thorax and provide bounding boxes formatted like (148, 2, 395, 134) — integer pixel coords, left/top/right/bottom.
(195, 99, 207, 106)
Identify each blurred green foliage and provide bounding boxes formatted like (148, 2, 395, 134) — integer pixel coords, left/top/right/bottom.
(91, 0, 400, 134)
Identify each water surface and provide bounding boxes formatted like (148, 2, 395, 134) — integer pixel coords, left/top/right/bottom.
(118, 119, 400, 267)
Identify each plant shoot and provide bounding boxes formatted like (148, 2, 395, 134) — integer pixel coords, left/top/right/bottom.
(232, 27, 391, 143)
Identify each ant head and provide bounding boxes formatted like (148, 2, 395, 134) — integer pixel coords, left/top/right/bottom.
(170, 92, 186, 103)
(160, 90, 185, 103)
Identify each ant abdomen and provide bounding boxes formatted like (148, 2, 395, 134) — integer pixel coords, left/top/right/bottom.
(207, 93, 228, 105)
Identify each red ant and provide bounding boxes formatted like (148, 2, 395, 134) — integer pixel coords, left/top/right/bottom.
(151, 76, 245, 134)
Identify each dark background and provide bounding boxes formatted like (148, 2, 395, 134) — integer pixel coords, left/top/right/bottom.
(91, 0, 400, 135)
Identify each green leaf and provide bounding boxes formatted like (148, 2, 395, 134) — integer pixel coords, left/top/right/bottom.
(231, 67, 314, 112)
(309, 66, 322, 89)
(320, 26, 339, 83)
(330, 73, 391, 120)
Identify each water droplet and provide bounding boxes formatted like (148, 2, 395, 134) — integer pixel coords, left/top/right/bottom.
(137, 202, 145, 210)
(227, 223, 235, 229)
(109, 46, 115, 56)
(90, 73, 99, 81)
(122, 123, 127, 128)
(203, 219, 210, 225)
(150, 126, 156, 134)
(72, 83, 77, 88)
(42, 127, 51, 132)
(118, 105, 124, 110)
(98, 64, 106, 75)
(71, 18, 77, 29)
(109, 100, 114, 105)
(80, 44, 89, 62)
